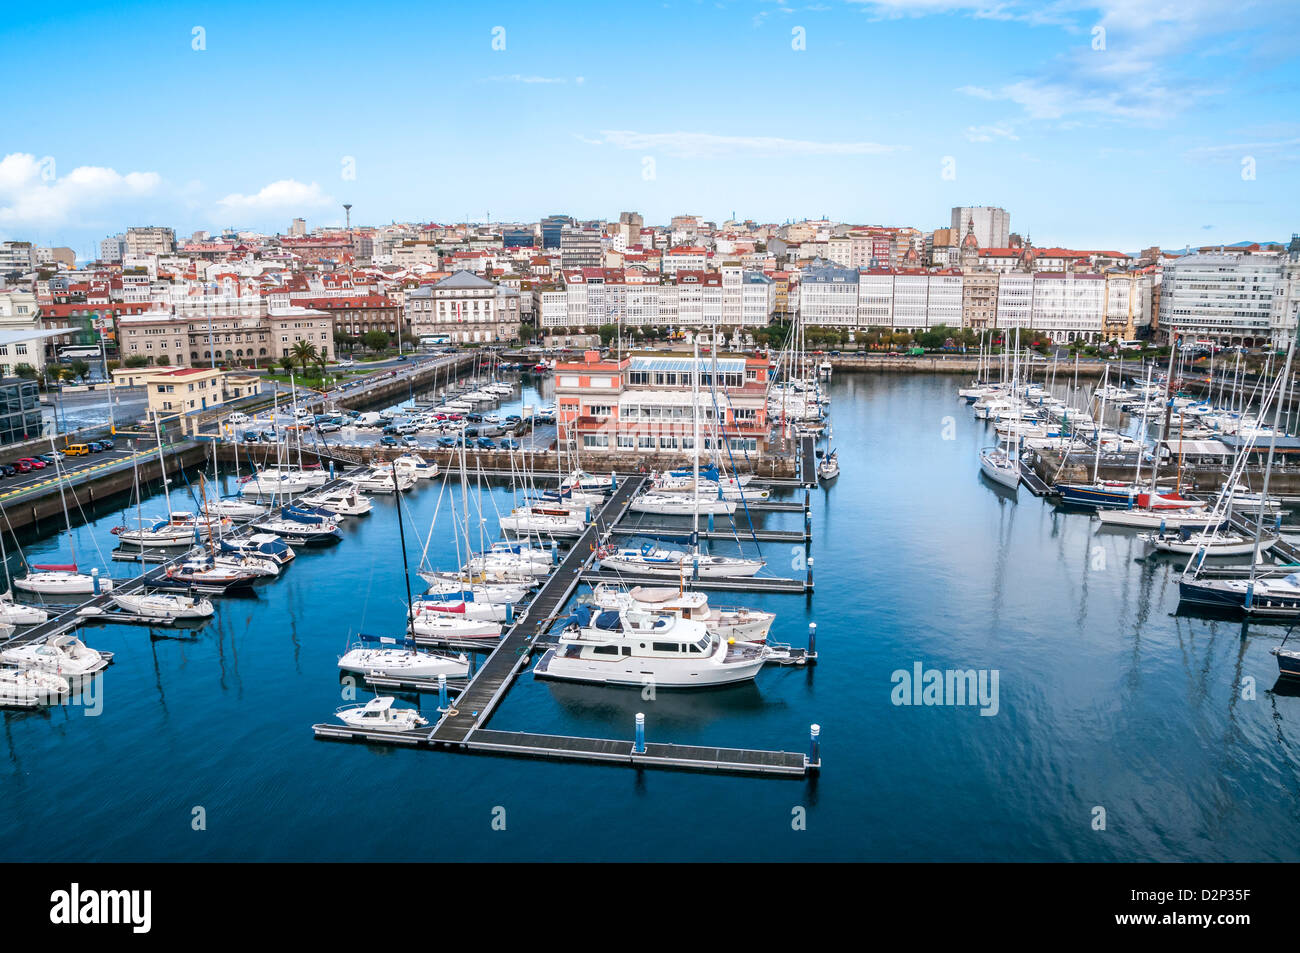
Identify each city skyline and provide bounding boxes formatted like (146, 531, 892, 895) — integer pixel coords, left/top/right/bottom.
(2, 0, 1298, 254)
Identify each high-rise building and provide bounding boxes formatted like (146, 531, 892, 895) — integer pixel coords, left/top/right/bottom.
(125, 226, 176, 258)
(1159, 252, 1284, 347)
(541, 214, 573, 250)
(950, 206, 1010, 250)
(99, 234, 126, 262)
(617, 211, 643, 249)
(290, 218, 307, 237)
(0, 242, 34, 276)
(560, 225, 602, 269)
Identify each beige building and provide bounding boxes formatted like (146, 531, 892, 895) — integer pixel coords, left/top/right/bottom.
(405, 272, 521, 344)
(134, 366, 259, 417)
(961, 272, 999, 330)
(117, 306, 333, 367)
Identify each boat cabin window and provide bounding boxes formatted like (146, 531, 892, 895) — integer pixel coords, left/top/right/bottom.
(652, 642, 678, 653)
(591, 645, 619, 656)
(689, 643, 701, 653)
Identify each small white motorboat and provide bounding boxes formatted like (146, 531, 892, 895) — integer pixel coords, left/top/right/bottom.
(0, 666, 70, 705)
(335, 696, 428, 731)
(0, 635, 110, 676)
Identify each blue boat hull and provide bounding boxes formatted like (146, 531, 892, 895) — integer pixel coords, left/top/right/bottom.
(1055, 484, 1138, 509)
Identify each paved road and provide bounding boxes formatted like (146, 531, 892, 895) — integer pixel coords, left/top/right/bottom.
(0, 443, 172, 503)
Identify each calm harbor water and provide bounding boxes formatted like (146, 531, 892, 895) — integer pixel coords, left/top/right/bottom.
(2, 372, 1298, 862)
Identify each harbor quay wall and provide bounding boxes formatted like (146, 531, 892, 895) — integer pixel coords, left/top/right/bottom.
(214, 444, 799, 480)
(1031, 450, 1300, 496)
(824, 355, 1113, 377)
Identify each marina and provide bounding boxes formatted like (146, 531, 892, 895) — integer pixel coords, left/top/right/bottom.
(3, 367, 1300, 861)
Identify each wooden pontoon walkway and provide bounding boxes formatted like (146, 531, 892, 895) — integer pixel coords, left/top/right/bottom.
(427, 475, 647, 745)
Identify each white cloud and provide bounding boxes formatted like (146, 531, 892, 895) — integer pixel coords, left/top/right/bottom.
(0, 152, 161, 228)
(593, 130, 901, 158)
(484, 74, 571, 84)
(216, 179, 333, 212)
(965, 123, 1019, 142)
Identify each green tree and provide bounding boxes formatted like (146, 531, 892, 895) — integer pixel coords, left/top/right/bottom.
(124, 355, 149, 368)
(14, 363, 38, 381)
(291, 339, 318, 375)
(597, 323, 618, 346)
(278, 356, 295, 375)
(154, 354, 170, 367)
(362, 329, 389, 353)
(69, 359, 90, 379)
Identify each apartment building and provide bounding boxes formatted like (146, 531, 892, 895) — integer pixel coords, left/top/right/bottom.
(555, 350, 771, 457)
(125, 226, 176, 258)
(1158, 252, 1285, 347)
(404, 271, 521, 344)
(539, 268, 773, 330)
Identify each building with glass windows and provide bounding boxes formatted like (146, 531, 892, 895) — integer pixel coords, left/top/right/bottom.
(0, 377, 43, 445)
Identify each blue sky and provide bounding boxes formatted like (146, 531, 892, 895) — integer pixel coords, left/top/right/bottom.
(1, 0, 1298, 256)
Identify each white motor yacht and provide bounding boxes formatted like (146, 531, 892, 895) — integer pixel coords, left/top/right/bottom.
(589, 584, 775, 642)
(533, 607, 769, 688)
(0, 635, 110, 676)
(0, 666, 70, 705)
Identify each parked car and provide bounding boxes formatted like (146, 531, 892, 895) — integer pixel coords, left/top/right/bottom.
(18, 457, 46, 469)
(401, 435, 419, 447)
(379, 435, 398, 447)
(98, 437, 115, 450)
(260, 430, 277, 442)
(86, 442, 104, 452)
(436, 436, 457, 448)
(463, 426, 479, 438)
(228, 412, 250, 425)
(476, 437, 496, 450)
(0, 464, 15, 477)
(13, 460, 31, 473)
(65, 444, 90, 456)
(244, 431, 260, 443)
(318, 422, 341, 434)
(499, 438, 520, 451)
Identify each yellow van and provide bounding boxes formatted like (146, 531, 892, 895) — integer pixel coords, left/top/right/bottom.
(65, 444, 90, 456)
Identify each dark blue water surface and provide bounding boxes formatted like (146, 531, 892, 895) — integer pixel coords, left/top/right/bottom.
(2, 372, 1298, 861)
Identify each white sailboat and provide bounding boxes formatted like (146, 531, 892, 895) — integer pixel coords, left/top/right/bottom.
(108, 590, 215, 619)
(597, 542, 765, 578)
(338, 635, 468, 679)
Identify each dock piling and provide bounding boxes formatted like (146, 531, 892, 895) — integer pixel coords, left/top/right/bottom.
(808, 622, 816, 656)
(806, 556, 814, 592)
(438, 673, 449, 712)
(808, 724, 821, 767)
(634, 712, 646, 754)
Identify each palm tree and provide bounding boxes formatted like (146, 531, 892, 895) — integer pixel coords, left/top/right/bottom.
(277, 355, 295, 375)
(291, 340, 318, 376)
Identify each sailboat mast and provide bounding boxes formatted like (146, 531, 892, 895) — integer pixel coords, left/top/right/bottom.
(152, 413, 174, 520)
(692, 331, 700, 550)
(392, 461, 416, 632)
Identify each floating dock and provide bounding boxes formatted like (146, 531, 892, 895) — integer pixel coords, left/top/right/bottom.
(313, 471, 821, 778)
